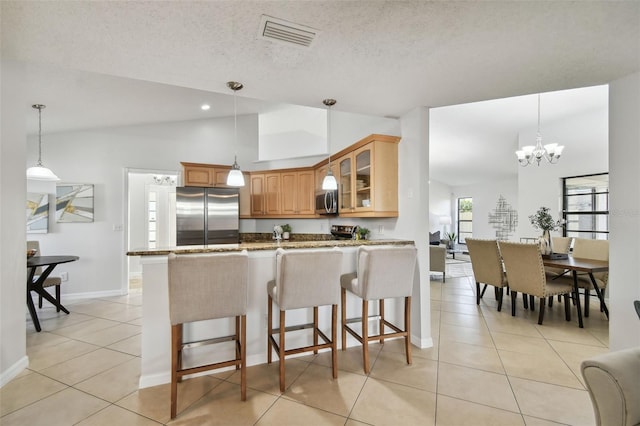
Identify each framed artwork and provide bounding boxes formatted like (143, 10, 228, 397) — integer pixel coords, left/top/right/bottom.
(26, 192, 49, 233)
(56, 183, 94, 223)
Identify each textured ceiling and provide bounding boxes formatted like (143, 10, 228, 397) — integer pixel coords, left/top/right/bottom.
(1, 1, 637, 184)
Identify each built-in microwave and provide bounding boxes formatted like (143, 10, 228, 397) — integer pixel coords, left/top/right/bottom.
(315, 190, 338, 215)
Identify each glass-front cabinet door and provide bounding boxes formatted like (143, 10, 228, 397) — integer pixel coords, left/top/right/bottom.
(339, 156, 352, 211)
(354, 146, 372, 211)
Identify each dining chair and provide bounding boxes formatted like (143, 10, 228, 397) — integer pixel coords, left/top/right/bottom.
(545, 236, 573, 306)
(267, 247, 343, 392)
(498, 241, 574, 325)
(341, 245, 417, 373)
(27, 240, 63, 312)
(168, 251, 249, 419)
(429, 245, 446, 282)
(465, 238, 508, 311)
(572, 238, 609, 317)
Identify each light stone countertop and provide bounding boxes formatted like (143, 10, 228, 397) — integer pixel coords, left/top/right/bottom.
(127, 238, 414, 256)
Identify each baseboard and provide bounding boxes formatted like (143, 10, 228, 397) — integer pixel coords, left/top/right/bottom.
(0, 356, 29, 388)
(411, 334, 433, 349)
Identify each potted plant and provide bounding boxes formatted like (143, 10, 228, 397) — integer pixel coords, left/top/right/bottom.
(445, 231, 457, 249)
(528, 206, 564, 254)
(358, 227, 370, 240)
(281, 224, 291, 240)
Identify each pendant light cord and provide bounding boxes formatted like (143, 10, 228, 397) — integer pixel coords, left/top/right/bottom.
(37, 105, 43, 166)
(234, 85, 238, 161)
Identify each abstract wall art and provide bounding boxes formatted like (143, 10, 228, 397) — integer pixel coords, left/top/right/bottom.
(56, 183, 94, 223)
(26, 192, 49, 233)
(488, 195, 518, 241)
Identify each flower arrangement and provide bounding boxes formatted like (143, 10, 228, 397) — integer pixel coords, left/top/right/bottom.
(358, 227, 370, 239)
(281, 224, 291, 233)
(529, 207, 564, 232)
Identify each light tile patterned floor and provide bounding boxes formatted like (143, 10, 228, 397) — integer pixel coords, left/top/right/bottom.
(1, 266, 609, 425)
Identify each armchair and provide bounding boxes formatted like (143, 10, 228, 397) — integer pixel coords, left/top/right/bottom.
(429, 245, 446, 282)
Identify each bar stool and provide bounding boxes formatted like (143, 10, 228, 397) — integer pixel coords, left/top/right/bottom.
(168, 251, 248, 419)
(341, 245, 417, 374)
(267, 247, 343, 392)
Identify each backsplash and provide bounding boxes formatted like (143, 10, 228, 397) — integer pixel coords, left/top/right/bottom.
(240, 233, 333, 242)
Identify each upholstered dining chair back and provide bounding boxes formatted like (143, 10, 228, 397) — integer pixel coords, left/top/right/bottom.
(354, 245, 417, 301)
(498, 242, 547, 297)
(273, 247, 343, 310)
(546, 236, 573, 275)
(466, 239, 507, 288)
(27, 241, 44, 275)
(551, 236, 572, 254)
(168, 251, 248, 326)
(573, 238, 609, 286)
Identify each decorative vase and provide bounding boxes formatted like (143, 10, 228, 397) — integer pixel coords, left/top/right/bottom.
(539, 230, 553, 255)
(283, 232, 290, 240)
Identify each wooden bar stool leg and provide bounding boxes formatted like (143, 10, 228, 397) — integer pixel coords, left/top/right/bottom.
(405, 296, 412, 365)
(331, 304, 338, 379)
(177, 324, 183, 383)
(279, 310, 286, 392)
(379, 299, 385, 344)
(362, 299, 370, 374)
(240, 314, 247, 401)
(171, 324, 180, 419)
(313, 306, 319, 354)
(267, 295, 273, 364)
(235, 316, 240, 370)
(341, 288, 347, 351)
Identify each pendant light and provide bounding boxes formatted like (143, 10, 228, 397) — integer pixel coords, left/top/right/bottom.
(226, 81, 245, 187)
(322, 98, 338, 190)
(26, 104, 60, 181)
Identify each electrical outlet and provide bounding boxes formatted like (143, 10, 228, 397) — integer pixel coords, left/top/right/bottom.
(60, 272, 69, 282)
(378, 225, 385, 235)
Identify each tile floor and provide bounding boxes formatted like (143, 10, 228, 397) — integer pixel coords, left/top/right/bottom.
(1, 266, 609, 425)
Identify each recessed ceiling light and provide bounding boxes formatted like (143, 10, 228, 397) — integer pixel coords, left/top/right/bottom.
(201, 104, 210, 111)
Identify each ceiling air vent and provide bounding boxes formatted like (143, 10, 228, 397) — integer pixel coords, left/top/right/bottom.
(258, 15, 317, 48)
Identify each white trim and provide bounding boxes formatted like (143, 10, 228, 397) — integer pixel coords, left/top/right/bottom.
(411, 334, 433, 349)
(0, 356, 29, 388)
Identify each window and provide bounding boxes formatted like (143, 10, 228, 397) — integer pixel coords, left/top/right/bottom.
(457, 197, 472, 244)
(562, 173, 608, 240)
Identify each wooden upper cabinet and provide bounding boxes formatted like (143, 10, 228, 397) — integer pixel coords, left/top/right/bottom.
(181, 162, 231, 187)
(250, 174, 266, 216)
(238, 173, 251, 218)
(264, 173, 281, 215)
(334, 135, 400, 218)
(282, 170, 315, 215)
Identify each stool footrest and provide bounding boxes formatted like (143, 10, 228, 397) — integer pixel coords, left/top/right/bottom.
(177, 358, 241, 378)
(345, 315, 381, 325)
(269, 327, 333, 355)
(182, 334, 237, 350)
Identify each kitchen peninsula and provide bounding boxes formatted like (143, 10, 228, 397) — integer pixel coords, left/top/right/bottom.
(128, 238, 415, 389)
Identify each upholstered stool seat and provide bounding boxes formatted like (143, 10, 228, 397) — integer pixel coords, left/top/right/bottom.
(340, 245, 417, 374)
(267, 247, 343, 392)
(168, 251, 248, 419)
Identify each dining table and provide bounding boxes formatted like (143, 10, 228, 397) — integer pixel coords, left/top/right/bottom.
(27, 255, 79, 332)
(543, 256, 609, 328)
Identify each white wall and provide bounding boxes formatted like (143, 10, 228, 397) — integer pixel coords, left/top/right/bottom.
(0, 59, 28, 387)
(517, 107, 608, 239)
(27, 115, 259, 297)
(258, 105, 327, 161)
(398, 107, 432, 348)
(452, 178, 518, 240)
(608, 72, 640, 351)
(428, 180, 452, 234)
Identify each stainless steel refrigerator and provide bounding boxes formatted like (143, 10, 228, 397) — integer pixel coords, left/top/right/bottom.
(176, 187, 239, 245)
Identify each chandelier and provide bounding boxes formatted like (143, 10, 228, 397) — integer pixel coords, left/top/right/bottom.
(516, 94, 565, 166)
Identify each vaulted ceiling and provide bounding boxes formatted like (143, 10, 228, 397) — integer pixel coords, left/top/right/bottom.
(2, 1, 638, 183)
